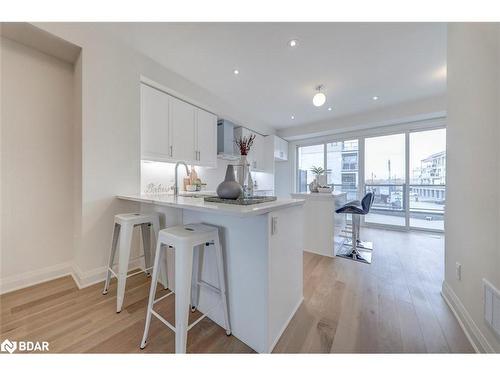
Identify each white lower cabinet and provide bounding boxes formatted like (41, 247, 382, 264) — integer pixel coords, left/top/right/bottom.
(140, 82, 217, 166)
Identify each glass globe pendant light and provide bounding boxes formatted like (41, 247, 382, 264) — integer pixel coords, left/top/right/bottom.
(312, 85, 326, 107)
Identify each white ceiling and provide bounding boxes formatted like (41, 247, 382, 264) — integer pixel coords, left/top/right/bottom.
(96, 23, 446, 130)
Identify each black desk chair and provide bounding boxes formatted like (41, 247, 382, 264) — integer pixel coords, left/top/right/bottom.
(335, 192, 374, 264)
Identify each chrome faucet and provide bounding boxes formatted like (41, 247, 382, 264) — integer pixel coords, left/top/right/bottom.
(174, 161, 190, 197)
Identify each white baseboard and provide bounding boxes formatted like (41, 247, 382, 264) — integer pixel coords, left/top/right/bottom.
(441, 280, 494, 353)
(0, 259, 145, 295)
(71, 259, 144, 290)
(0, 261, 73, 294)
(268, 296, 304, 353)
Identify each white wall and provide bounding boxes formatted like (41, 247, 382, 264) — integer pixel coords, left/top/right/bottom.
(0, 37, 75, 290)
(444, 23, 500, 352)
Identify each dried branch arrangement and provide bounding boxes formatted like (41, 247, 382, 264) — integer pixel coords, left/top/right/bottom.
(235, 134, 256, 156)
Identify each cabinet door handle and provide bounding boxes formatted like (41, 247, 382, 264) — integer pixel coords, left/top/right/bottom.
(271, 216, 278, 235)
(170, 145, 173, 157)
(198, 151, 201, 161)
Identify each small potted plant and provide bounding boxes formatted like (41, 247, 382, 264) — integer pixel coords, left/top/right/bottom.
(309, 166, 325, 193)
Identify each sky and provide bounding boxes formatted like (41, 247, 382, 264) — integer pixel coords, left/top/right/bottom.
(364, 129, 446, 182)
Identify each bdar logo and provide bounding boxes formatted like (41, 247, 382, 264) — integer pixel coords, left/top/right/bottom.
(1, 339, 17, 354)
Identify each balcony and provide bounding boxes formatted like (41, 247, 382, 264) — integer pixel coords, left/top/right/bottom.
(341, 163, 358, 171)
(364, 184, 445, 230)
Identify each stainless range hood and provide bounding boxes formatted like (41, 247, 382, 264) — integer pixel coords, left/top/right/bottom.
(217, 119, 240, 160)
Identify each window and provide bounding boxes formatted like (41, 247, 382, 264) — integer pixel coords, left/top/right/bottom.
(364, 133, 406, 227)
(297, 144, 324, 193)
(409, 128, 446, 230)
(294, 125, 446, 232)
(326, 140, 359, 201)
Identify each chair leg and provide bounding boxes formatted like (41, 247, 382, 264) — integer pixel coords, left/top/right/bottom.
(213, 233, 231, 336)
(140, 241, 163, 349)
(175, 246, 194, 354)
(151, 215, 168, 290)
(116, 224, 133, 313)
(103, 223, 120, 295)
(347, 214, 362, 258)
(141, 223, 152, 276)
(190, 245, 202, 312)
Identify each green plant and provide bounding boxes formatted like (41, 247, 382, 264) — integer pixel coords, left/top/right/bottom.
(310, 166, 325, 176)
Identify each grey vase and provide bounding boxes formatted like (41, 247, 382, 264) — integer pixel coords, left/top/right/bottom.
(217, 165, 243, 199)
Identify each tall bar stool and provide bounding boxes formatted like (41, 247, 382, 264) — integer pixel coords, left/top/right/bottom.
(102, 212, 167, 313)
(140, 223, 231, 354)
(336, 192, 374, 264)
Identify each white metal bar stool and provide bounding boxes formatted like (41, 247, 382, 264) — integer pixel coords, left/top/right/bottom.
(140, 223, 231, 353)
(102, 212, 167, 313)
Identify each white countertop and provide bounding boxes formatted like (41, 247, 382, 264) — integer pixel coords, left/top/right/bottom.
(291, 191, 347, 200)
(117, 193, 305, 217)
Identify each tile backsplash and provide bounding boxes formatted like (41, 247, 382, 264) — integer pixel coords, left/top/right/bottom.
(141, 159, 274, 194)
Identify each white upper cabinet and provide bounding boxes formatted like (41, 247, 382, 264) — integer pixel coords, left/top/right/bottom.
(140, 82, 218, 166)
(140, 84, 170, 162)
(170, 95, 196, 162)
(195, 108, 217, 167)
(252, 133, 265, 171)
(234, 127, 268, 172)
(273, 135, 288, 161)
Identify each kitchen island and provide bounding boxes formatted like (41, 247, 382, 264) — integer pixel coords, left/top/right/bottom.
(290, 191, 347, 257)
(117, 194, 305, 353)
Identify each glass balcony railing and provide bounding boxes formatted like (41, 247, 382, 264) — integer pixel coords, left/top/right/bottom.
(330, 184, 358, 201)
(363, 184, 445, 230)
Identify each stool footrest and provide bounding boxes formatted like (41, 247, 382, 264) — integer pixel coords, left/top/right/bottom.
(153, 290, 174, 304)
(108, 254, 146, 269)
(151, 310, 176, 332)
(197, 280, 222, 295)
(187, 313, 207, 331)
(107, 266, 153, 280)
(150, 295, 222, 333)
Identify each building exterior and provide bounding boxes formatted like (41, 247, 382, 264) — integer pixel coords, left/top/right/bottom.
(326, 140, 359, 201)
(412, 150, 446, 203)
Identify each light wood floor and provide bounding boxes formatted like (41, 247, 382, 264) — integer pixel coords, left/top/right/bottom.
(0, 228, 473, 353)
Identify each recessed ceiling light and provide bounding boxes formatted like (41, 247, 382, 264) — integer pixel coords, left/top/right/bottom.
(291, 115, 295, 120)
(328, 107, 332, 111)
(233, 69, 239, 75)
(288, 39, 298, 47)
(372, 96, 379, 101)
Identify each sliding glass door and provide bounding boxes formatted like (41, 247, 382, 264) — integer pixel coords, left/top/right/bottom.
(295, 125, 446, 232)
(364, 133, 406, 227)
(409, 128, 446, 230)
